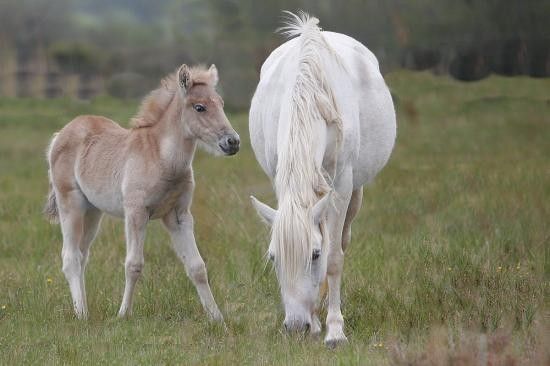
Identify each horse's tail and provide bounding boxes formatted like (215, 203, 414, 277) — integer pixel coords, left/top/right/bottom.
(44, 133, 59, 224)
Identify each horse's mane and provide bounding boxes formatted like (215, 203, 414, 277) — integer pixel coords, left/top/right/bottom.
(272, 11, 344, 286)
(130, 65, 213, 128)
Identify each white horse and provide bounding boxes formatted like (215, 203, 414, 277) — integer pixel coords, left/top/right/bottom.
(249, 12, 396, 346)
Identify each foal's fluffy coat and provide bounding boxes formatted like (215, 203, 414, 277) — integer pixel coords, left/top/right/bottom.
(45, 64, 239, 320)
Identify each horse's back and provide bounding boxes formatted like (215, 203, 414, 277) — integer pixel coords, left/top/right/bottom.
(48, 115, 128, 215)
(50, 115, 125, 159)
(250, 31, 396, 187)
(318, 32, 396, 187)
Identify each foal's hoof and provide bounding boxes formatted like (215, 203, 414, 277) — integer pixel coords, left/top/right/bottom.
(324, 334, 348, 349)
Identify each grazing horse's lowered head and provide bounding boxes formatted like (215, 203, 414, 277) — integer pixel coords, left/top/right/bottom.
(251, 192, 332, 334)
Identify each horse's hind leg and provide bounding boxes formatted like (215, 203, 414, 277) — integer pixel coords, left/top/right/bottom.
(341, 188, 363, 252)
(57, 188, 89, 319)
(79, 208, 103, 315)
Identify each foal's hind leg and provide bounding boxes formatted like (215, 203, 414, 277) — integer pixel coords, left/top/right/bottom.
(79, 208, 103, 315)
(57, 189, 89, 319)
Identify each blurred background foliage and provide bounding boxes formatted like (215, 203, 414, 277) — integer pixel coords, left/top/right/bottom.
(0, 0, 548, 108)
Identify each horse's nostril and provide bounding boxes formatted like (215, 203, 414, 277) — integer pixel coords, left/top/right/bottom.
(305, 322, 311, 332)
(227, 136, 239, 146)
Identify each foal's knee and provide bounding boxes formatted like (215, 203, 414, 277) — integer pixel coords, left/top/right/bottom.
(62, 250, 82, 278)
(187, 261, 208, 285)
(125, 259, 144, 280)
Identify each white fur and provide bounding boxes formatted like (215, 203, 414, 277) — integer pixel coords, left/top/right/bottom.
(249, 12, 396, 345)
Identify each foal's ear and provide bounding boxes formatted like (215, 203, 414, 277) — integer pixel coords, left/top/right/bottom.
(178, 64, 192, 91)
(208, 64, 219, 86)
(312, 191, 332, 225)
(250, 196, 276, 226)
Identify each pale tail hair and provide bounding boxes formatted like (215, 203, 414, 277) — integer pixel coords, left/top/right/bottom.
(272, 11, 343, 287)
(44, 133, 59, 224)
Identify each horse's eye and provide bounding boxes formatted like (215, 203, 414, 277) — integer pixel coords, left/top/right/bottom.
(312, 249, 321, 261)
(193, 104, 206, 112)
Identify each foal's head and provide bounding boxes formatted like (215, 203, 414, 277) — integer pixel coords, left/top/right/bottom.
(177, 64, 240, 155)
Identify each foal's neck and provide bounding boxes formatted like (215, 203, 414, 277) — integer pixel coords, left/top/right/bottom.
(153, 94, 197, 172)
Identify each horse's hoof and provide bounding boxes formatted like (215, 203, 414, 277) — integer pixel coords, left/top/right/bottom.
(209, 309, 225, 324)
(75, 312, 88, 320)
(324, 335, 348, 349)
(310, 317, 322, 339)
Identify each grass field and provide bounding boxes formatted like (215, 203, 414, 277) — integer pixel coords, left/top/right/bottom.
(0, 71, 548, 365)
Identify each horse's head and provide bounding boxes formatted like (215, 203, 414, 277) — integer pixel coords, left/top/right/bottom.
(177, 64, 239, 155)
(250, 192, 332, 334)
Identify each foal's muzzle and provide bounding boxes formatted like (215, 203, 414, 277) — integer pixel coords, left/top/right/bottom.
(218, 133, 240, 155)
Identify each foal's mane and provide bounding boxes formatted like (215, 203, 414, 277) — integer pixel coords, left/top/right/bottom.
(130, 65, 213, 128)
(272, 11, 344, 286)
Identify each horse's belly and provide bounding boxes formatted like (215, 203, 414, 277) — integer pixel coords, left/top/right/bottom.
(78, 180, 125, 217)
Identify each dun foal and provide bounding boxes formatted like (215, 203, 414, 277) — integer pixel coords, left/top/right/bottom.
(44, 64, 239, 321)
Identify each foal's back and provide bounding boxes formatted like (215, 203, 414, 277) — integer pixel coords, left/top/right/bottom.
(48, 115, 130, 217)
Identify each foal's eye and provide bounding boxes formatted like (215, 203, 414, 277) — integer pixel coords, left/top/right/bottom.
(312, 249, 321, 261)
(268, 253, 275, 261)
(193, 104, 206, 112)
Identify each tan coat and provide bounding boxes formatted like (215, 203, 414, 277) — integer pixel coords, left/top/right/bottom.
(45, 64, 239, 321)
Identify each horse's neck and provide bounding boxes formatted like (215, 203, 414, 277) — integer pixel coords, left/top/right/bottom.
(153, 96, 196, 171)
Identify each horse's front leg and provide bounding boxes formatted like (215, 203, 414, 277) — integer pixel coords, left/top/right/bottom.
(162, 208, 224, 322)
(118, 201, 148, 317)
(324, 167, 353, 347)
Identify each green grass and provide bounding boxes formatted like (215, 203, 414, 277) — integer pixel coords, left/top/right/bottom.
(0, 72, 548, 365)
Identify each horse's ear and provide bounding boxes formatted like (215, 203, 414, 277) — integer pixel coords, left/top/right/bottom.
(312, 192, 332, 225)
(208, 64, 219, 86)
(178, 64, 192, 91)
(250, 196, 276, 226)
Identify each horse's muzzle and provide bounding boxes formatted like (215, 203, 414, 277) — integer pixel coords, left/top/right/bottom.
(219, 134, 240, 155)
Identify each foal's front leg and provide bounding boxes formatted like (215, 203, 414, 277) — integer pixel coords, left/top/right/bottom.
(162, 208, 224, 322)
(118, 202, 148, 317)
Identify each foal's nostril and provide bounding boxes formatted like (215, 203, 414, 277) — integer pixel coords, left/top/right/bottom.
(219, 134, 240, 155)
(227, 136, 239, 146)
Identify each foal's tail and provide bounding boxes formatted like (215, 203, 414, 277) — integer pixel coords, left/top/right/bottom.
(44, 133, 59, 224)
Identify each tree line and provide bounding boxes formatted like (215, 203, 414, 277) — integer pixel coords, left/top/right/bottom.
(0, 0, 548, 107)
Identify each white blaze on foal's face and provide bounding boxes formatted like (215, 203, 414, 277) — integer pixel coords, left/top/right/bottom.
(250, 193, 331, 333)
